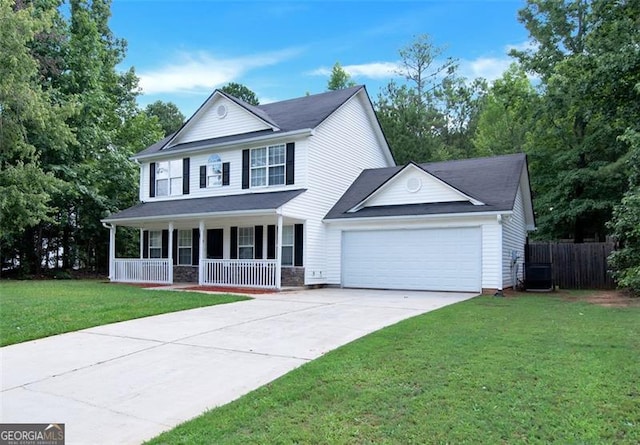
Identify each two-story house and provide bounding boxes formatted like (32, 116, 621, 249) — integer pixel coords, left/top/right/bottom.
(102, 85, 535, 293)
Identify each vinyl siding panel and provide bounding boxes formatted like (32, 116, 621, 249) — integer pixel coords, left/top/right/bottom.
(139, 139, 309, 202)
(482, 222, 502, 290)
(173, 97, 271, 145)
(281, 92, 392, 285)
(364, 167, 467, 207)
(502, 185, 527, 288)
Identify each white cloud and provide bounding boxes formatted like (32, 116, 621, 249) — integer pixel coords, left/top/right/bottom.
(459, 57, 513, 82)
(309, 62, 400, 79)
(138, 48, 301, 95)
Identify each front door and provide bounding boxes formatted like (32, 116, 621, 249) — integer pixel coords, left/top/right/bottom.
(206, 229, 223, 259)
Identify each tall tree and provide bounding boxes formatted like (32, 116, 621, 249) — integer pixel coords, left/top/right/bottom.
(327, 62, 356, 90)
(145, 100, 184, 136)
(220, 82, 259, 105)
(0, 0, 73, 273)
(512, 0, 640, 242)
(473, 63, 538, 156)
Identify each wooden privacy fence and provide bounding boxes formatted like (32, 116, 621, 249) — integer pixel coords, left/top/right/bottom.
(525, 242, 616, 289)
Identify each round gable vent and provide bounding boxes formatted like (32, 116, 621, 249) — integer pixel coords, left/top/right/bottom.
(406, 177, 422, 193)
(216, 104, 227, 119)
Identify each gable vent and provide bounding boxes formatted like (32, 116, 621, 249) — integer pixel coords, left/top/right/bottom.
(216, 104, 227, 119)
(406, 177, 422, 193)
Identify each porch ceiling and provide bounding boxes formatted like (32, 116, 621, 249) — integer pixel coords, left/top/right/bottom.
(102, 189, 306, 226)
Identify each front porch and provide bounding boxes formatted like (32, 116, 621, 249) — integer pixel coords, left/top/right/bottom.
(105, 215, 305, 290)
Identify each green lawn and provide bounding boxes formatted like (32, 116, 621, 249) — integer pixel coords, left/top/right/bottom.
(0, 280, 249, 346)
(148, 292, 640, 445)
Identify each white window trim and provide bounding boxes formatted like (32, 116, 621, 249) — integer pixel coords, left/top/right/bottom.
(178, 229, 192, 266)
(156, 160, 183, 197)
(250, 144, 285, 188)
(281, 225, 294, 266)
(149, 230, 162, 258)
(207, 155, 222, 188)
(238, 227, 254, 259)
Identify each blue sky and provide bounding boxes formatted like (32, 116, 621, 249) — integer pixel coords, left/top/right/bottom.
(110, 1, 530, 116)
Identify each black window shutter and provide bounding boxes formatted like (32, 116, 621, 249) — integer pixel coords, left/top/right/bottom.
(192, 228, 200, 265)
(183, 158, 190, 194)
(230, 226, 238, 259)
(161, 229, 169, 258)
(286, 142, 295, 185)
(222, 162, 230, 186)
(199, 165, 206, 188)
(267, 225, 276, 259)
(207, 229, 223, 259)
(294, 224, 303, 266)
(254, 226, 263, 259)
(142, 230, 149, 259)
(172, 229, 178, 265)
(149, 162, 156, 197)
(242, 149, 250, 189)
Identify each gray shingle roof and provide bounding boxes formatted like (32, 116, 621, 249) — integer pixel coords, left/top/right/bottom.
(104, 189, 306, 222)
(324, 153, 527, 220)
(134, 86, 364, 158)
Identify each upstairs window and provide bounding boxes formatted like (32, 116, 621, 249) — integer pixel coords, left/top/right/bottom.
(250, 144, 285, 187)
(156, 160, 182, 196)
(207, 155, 222, 187)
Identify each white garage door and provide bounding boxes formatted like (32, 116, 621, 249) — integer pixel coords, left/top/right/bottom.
(342, 227, 481, 292)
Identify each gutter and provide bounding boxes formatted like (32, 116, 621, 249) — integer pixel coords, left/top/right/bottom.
(101, 208, 278, 225)
(323, 210, 514, 224)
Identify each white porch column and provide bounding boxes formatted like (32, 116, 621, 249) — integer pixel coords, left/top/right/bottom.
(109, 224, 116, 280)
(139, 228, 144, 259)
(168, 222, 174, 284)
(276, 214, 283, 289)
(198, 220, 205, 285)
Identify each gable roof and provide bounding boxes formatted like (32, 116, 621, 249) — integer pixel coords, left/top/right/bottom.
(134, 85, 364, 159)
(325, 153, 529, 220)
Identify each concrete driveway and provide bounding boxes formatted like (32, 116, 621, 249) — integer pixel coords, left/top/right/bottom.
(0, 288, 475, 444)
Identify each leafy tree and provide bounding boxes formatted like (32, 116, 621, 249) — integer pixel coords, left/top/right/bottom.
(144, 100, 184, 136)
(327, 62, 356, 90)
(220, 82, 259, 105)
(473, 64, 538, 156)
(608, 127, 640, 295)
(512, 0, 640, 242)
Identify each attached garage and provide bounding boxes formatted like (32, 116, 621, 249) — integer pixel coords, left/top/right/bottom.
(341, 227, 482, 292)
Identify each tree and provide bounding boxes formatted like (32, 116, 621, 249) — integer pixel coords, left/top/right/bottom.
(511, 0, 640, 242)
(220, 82, 259, 105)
(473, 64, 538, 156)
(376, 34, 484, 164)
(0, 0, 73, 273)
(145, 100, 184, 136)
(327, 62, 356, 90)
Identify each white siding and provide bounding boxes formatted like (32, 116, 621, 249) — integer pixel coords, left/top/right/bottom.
(482, 222, 502, 290)
(502, 185, 527, 288)
(364, 166, 467, 207)
(139, 138, 309, 202)
(281, 92, 393, 285)
(172, 97, 271, 146)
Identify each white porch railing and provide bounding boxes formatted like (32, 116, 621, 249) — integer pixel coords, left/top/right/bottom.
(113, 259, 171, 284)
(202, 259, 277, 288)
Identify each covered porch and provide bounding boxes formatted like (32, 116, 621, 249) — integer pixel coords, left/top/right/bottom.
(101, 191, 306, 290)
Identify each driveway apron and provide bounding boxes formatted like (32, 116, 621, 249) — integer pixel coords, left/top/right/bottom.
(0, 288, 475, 444)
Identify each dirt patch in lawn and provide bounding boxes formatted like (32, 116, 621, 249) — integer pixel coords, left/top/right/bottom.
(564, 289, 640, 308)
(182, 286, 276, 295)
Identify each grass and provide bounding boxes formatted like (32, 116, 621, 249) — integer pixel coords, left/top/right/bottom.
(148, 291, 640, 444)
(0, 280, 249, 346)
